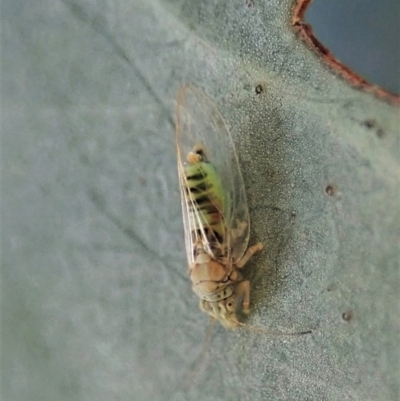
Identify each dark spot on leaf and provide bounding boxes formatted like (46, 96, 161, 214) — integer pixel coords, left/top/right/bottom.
(255, 83, 265, 94)
(342, 310, 353, 322)
(361, 119, 385, 138)
(246, 0, 255, 7)
(362, 118, 377, 129)
(325, 184, 337, 196)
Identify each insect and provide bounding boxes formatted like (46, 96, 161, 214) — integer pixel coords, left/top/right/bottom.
(175, 85, 263, 329)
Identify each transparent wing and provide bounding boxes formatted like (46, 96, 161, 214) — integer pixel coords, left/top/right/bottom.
(175, 85, 250, 265)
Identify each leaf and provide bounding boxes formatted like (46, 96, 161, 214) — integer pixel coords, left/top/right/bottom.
(2, 0, 399, 400)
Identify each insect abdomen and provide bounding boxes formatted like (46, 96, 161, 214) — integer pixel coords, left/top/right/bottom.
(184, 161, 226, 245)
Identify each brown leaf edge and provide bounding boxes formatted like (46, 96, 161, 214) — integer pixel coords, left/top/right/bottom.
(292, 0, 400, 105)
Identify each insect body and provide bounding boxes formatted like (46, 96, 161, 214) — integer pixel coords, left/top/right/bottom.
(176, 86, 263, 329)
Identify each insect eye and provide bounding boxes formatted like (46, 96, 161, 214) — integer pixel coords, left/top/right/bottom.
(222, 276, 229, 283)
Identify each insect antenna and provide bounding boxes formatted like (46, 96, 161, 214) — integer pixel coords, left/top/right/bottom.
(181, 319, 215, 391)
(234, 320, 313, 336)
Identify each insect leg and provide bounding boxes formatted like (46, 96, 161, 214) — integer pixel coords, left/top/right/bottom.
(235, 242, 263, 268)
(231, 220, 248, 242)
(235, 280, 251, 314)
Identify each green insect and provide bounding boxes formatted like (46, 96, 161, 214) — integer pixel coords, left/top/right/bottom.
(175, 85, 263, 329)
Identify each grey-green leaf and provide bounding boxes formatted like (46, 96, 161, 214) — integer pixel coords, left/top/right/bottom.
(2, 0, 399, 401)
